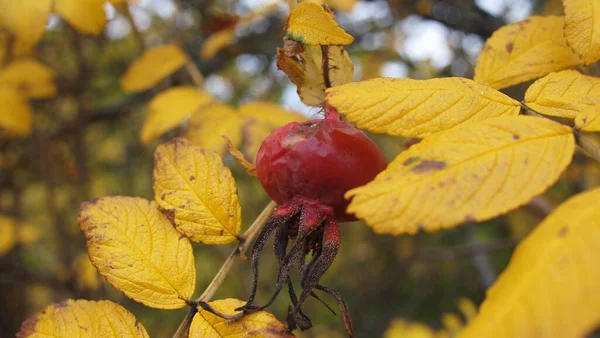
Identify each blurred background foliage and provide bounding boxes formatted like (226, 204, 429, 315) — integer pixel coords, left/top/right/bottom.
(1, 0, 598, 337)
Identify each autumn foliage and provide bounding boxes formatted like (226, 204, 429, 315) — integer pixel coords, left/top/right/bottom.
(2, 0, 600, 337)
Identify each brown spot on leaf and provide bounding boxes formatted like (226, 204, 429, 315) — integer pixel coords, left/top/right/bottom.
(403, 156, 419, 166)
(411, 160, 446, 173)
(464, 214, 476, 224)
(246, 323, 294, 337)
(404, 138, 422, 149)
(512, 134, 520, 140)
(558, 227, 568, 237)
(506, 42, 513, 53)
(161, 209, 176, 224)
(189, 175, 195, 181)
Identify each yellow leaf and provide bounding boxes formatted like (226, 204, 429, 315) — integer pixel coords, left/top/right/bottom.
(457, 298, 477, 322)
(55, 0, 106, 35)
(17, 299, 149, 338)
(79, 196, 196, 309)
(523, 70, 600, 119)
(325, 77, 521, 137)
(184, 102, 245, 156)
(0, 215, 16, 256)
(0, 87, 32, 137)
(120, 44, 188, 93)
(474, 16, 581, 90)
(574, 105, 600, 131)
(189, 298, 293, 337)
(442, 313, 464, 334)
(0, 0, 51, 52)
(238, 101, 306, 128)
(0, 59, 57, 99)
(153, 138, 241, 244)
(384, 319, 436, 338)
(140, 87, 213, 144)
(459, 187, 600, 338)
(347, 116, 574, 235)
(277, 44, 353, 106)
(200, 28, 236, 60)
(72, 253, 101, 291)
(17, 224, 41, 246)
(563, 0, 600, 65)
(325, 0, 357, 12)
(286, 1, 354, 45)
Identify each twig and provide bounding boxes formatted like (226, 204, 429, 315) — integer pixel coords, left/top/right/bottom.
(574, 130, 600, 165)
(521, 103, 600, 165)
(172, 201, 277, 338)
(524, 196, 554, 219)
(466, 227, 497, 287)
(184, 59, 204, 87)
(120, 3, 146, 50)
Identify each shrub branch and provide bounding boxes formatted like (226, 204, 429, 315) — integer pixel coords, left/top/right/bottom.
(172, 201, 277, 338)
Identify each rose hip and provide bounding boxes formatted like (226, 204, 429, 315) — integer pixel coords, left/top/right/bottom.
(255, 115, 387, 222)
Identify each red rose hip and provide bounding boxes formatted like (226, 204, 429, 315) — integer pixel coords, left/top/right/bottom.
(255, 115, 387, 222)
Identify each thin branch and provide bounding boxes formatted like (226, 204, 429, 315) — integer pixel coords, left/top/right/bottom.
(521, 103, 600, 165)
(120, 3, 146, 50)
(466, 226, 497, 287)
(574, 130, 600, 165)
(524, 196, 554, 219)
(172, 201, 277, 338)
(184, 59, 204, 87)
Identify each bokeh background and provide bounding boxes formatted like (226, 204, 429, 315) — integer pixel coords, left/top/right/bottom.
(2, 0, 598, 337)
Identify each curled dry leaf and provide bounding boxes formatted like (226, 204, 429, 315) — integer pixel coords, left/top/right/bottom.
(153, 138, 242, 244)
(79, 196, 196, 309)
(120, 44, 188, 93)
(563, 0, 600, 65)
(524, 70, 600, 119)
(189, 299, 294, 338)
(347, 116, 574, 235)
(460, 187, 600, 338)
(277, 44, 353, 106)
(140, 86, 213, 144)
(325, 77, 521, 138)
(286, 1, 353, 45)
(17, 299, 149, 338)
(0, 58, 57, 99)
(224, 135, 257, 177)
(54, 0, 107, 35)
(0, 0, 52, 52)
(474, 16, 581, 90)
(183, 102, 245, 156)
(0, 87, 32, 137)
